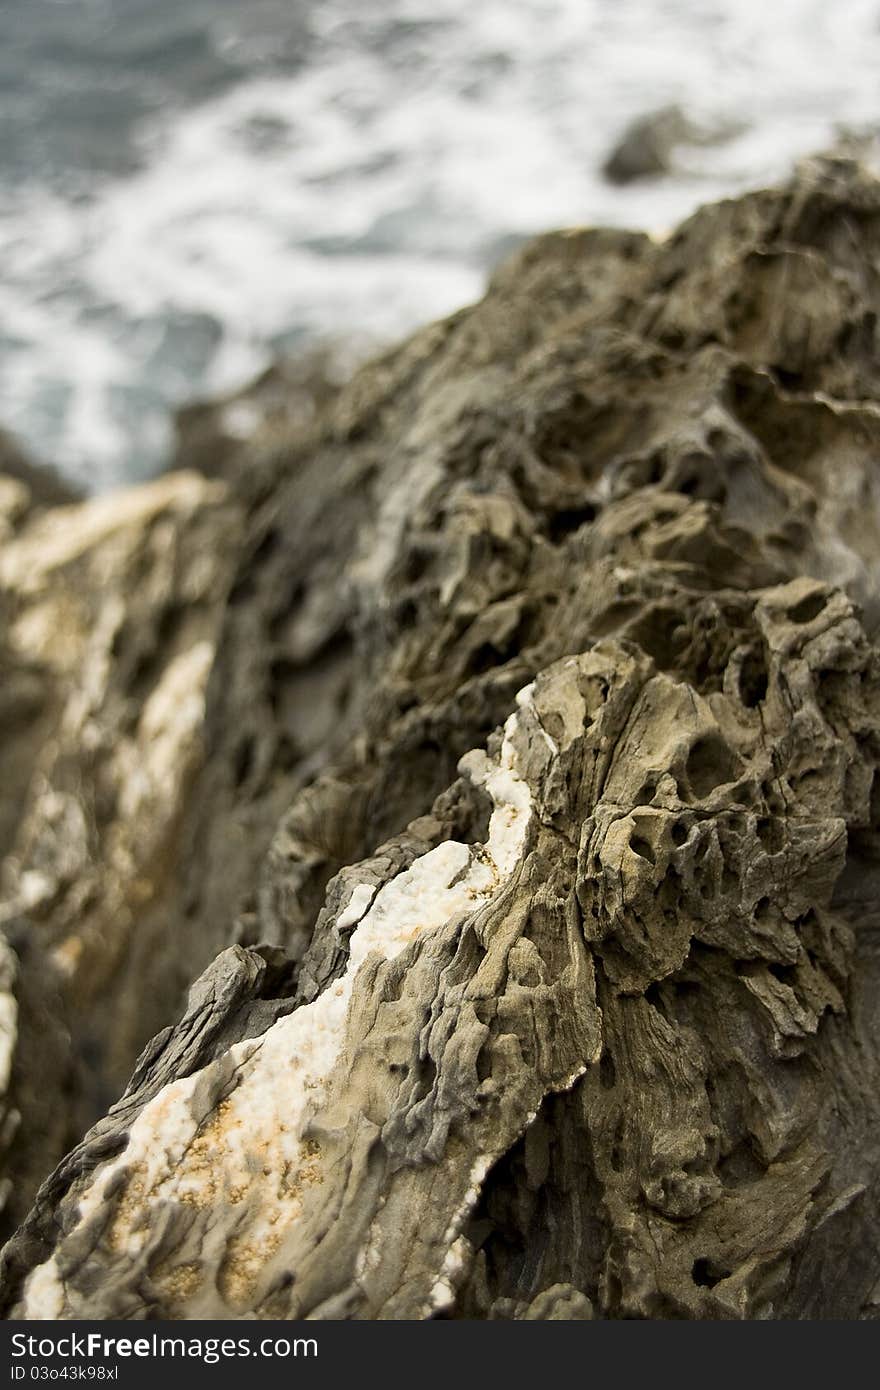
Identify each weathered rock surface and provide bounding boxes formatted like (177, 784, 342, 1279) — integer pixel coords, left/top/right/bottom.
(1, 155, 879, 1318)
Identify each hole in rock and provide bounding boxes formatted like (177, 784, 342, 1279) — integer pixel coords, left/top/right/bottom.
(470, 642, 504, 675)
(646, 454, 665, 485)
(467, 620, 521, 676)
(476, 1048, 493, 1083)
(761, 784, 787, 816)
(630, 835, 656, 865)
(692, 1257, 731, 1289)
(673, 456, 727, 504)
(660, 327, 686, 351)
(685, 735, 743, 800)
(707, 427, 734, 455)
(629, 606, 684, 670)
(634, 776, 658, 806)
(767, 960, 798, 986)
(233, 734, 256, 788)
(251, 526, 281, 569)
(546, 504, 597, 544)
(128, 646, 161, 698)
(413, 1054, 438, 1101)
(395, 597, 418, 630)
(772, 364, 805, 392)
(738, 646, 769, 707)
(644, 982, 663, 1010)
(787, 591, 826, 625)
(671, 822, 689, 847)
(403, 544, 433, 584)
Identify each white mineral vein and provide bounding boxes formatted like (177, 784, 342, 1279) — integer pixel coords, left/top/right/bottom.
(20, 694, 536, 1316)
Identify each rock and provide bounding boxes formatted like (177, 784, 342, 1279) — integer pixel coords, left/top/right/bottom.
(0, 471, 243, 1236)
(171, 346, 358, 500)
(601, 104, 739, 185)
(0, 429, 82, 514)
(1, 155, 880, 1318)
(602, 104, 698, 183)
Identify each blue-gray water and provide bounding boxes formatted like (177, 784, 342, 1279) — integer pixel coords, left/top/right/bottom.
(2, 0, 880, 491)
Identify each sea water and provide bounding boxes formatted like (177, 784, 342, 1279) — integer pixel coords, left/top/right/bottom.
(2, 0, 879, 490)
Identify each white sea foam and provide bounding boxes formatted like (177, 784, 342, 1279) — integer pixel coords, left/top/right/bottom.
(3, 0, 880, 489)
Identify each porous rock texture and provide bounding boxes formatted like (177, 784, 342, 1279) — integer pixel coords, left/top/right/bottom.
(1, 155, 880, 1319)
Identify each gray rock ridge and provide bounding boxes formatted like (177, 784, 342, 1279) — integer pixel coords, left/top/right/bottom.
(0, 154, 879, 1317)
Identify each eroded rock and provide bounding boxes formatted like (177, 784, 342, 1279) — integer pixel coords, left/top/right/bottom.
(1, 155, 879, 1318)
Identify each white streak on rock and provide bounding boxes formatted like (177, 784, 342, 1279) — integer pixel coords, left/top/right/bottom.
(0, 939, 18, 1096)
(19, 685, 540, 1317)
(515, 680, 558, 756)
(425, 1154, 494, 1314)
(334, 882, 378, 933)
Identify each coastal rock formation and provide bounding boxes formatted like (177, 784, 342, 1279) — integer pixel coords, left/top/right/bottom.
(1, 155, 879, 1318)
(0, 471, 242, 1235)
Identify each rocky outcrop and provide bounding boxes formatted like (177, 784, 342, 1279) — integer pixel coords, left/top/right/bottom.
(0, 472, 242, 1236)
(1, 155, 879, 1318)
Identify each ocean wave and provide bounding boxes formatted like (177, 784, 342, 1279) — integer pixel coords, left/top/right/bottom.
(2, 0, 880, 489)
